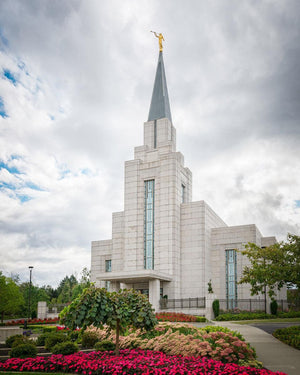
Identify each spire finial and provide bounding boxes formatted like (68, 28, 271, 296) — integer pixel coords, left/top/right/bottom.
(151, 31, 165, 52)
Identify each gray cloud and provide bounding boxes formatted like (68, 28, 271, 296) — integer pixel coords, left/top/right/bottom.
(0, 0, 299, 286)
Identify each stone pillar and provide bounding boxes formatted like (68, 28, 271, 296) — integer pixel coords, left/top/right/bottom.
(205, 294, 217, 320)
(110, 281, 121, 292)
(37, 301, 47, 320)
(149, 279, 160, 311)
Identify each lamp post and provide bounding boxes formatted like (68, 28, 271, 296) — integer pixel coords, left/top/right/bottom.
(28, 266, 34, 320)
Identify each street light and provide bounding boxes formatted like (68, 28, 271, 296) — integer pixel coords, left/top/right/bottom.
(28, 266, 34, 320)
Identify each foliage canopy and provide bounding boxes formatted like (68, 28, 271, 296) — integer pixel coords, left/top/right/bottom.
(59, 286, 157, 354)
(239, 234, 300, 299)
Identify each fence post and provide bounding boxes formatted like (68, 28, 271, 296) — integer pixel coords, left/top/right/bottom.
(250, 299, 252, 312)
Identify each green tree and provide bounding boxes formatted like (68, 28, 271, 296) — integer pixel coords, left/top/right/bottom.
(19, 283, 50, 318)
(59, 286, 157, 355)
(239, 234, 300, 299)
(0, 272, 24, 322)
(71, 268, 91, 300)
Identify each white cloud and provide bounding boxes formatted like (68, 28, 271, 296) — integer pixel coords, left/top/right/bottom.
(0, 0, 299, 286)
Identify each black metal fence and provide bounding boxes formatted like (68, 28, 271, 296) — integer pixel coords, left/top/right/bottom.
(159, 297, 206, 310)
(219, 299, 292, 313)
(48, 304, 68, 314)
(219, 299, 266, 313)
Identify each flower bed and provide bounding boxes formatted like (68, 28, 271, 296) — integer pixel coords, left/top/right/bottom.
(5, 318, 59, 326)
(155, 312, 198, 322)
(0, 349, 287, 374)
(87, 323, 257, 366)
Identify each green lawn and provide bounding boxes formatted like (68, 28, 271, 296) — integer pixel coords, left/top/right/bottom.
(233, 317, 300, 324)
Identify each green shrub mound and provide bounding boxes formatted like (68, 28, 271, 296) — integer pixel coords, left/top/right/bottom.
(11, 336, 34, 348)
(273, 325, 300, 350)
(5, 334, 24, 348)
(68, 329, 81, 342)
(212, 299, 220, 318)
(270, 300, 278, 315)
(45, 332, 68, 351)
(36, 332, 51, 346)
(81, 331, 99, 348)
(10, 343, 37, 358)
(94, 340, 115, 352)
(51, 341, 78, 355)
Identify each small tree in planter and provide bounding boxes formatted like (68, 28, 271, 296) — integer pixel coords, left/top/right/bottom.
(59, 286, 157, 355)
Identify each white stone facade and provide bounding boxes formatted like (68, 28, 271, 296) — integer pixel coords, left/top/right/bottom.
(91, 116, 285, 313)
(91, 52, 286, 315)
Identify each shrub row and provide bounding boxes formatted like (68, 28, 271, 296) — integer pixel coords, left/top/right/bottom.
(273, 325, 300, 349)
(215, 310, 300, 321)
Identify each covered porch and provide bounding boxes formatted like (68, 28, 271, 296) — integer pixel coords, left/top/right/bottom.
(96, 270, 172, 311)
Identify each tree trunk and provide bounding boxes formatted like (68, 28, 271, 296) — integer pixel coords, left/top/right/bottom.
(115, 319, 120, 355)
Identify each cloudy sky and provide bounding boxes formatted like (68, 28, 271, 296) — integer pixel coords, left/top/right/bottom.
(0, 0, 299, 287)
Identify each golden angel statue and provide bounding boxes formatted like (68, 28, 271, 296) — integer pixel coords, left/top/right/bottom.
(151, 31, 165, 52)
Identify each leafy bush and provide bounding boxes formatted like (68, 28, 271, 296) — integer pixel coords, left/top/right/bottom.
(11, 336, 34, 348)
(5, 334, 24, 347)
(212, 299, 220, 318)
(273, 325, 300, 349)
(45, 332, 68, 351)
(81, 331, 100, 348)
(51, 341, 78, 355)
(68, 329, 81, 342)
(94, 340, 115, 352)
(36, 333, 50, 346)
(10, 343, 37, 358)
(270, 300, 278, 315)
(278, 311, 300, 318)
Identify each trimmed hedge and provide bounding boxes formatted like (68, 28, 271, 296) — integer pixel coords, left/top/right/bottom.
(45, 333, 68, 351)
(10, 343, 37, 358)
(94, 340, 115, 352)
(215, 310, 300, 321)
(273, 325, 300, 349)
(5, 335, 24, 348)
(81, 331, 99, 348)
(51, 341, 78, 355)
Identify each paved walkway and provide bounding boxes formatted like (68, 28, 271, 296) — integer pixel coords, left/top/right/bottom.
(210, 321, 300, 375)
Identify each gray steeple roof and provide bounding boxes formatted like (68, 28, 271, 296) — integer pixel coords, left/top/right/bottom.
(148, 52, 172, 123)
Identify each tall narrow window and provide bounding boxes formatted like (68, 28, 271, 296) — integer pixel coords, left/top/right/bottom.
(154, 120, 157, 148)
(226, 249, 237, 309)
(181, 184, 186, 203)
(105, 259, 111, 272)
(144, 180, 155, 269)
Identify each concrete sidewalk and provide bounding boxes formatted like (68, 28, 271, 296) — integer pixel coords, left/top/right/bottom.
(214, 321, 300, 375)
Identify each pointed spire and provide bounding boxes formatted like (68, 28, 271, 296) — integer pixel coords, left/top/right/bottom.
(148, 52, 172, 123)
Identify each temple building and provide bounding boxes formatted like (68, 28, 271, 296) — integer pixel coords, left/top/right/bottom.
(91, 49, 285, 315)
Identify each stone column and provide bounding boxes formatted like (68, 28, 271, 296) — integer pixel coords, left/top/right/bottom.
(149, 279, 160, 311)
(37, 301, 47, 320)
(110, 281, 121, 292)
(205, 294, 217, 320)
